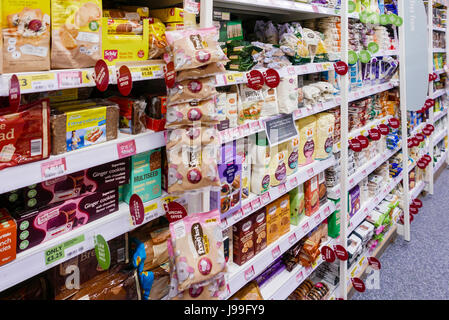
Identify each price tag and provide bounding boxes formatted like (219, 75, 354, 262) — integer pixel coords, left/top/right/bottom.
(244, 265, 255, 281)
(287, 66, 296, 75)
(45, 234, 85, 265)
(312, 5, 320, 13)
(369, 87, 375, 93)
(314, 212, 322, 224)
(271, 245, 281, 259)
(294, 109, 303, 119)
(251, 121, 262, 132)
(279, 183, 287, 194)
(129, 194, 145, 226)
(232, 127, 240, 139)
(239, 123, 251, 137)
(261, 192, 271, 204)
(336, 97, 342, 104)
(351, 278, 366, 293)
(232, 209, 243, 221)
(296, 271, 304, 283)
(41, 158, 67, 180)
(288, 233, 297, 245)
(220, 219, 228, 230)
(307, 168, 315, 178)
(324, 206, 331, 215)
(143, 202, 159, 223)
(58, 71, 82, 89)
(242, 203, 253, 215)
(302, 222, 310, 233)
(362, 169, 367, 176)
(289, 177, 298, 189)
(321, 246, 336, 263)
(117, 139, 136, 159)
(349, 178, 355, 186)
(316, 64, 324, 72)
(18, 73, 57, 92)
(251, 198, 262, 210)
(225, 72, 245, 85)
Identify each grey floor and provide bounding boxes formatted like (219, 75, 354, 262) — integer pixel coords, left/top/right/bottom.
(353, 166, 449, 300)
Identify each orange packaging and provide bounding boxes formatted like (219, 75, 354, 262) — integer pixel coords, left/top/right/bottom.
(304, 175, 320, 217)
(266, 201, 280, 245)
(277, 194, 290, 236)
(0, 209, 16, 266)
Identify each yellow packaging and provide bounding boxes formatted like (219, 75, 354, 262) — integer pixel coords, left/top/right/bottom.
(268, 143, 288, 187)
(296, 116, 317, 167)
(101, 17, 149, 65)
(230, 282, 263, 300)
(266, 201, 280, 245)
(166, 22, 184, 31)
(149, 7, 184, 23)
(277, 194, 291, 236)
(148, 18, 167, 59)
(1, 0, 51, 73)
(0, 6, 3, 74)
(51, 0, 102, 69)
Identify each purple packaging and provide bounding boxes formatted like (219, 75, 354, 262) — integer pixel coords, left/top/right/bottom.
(2, 158, 130, 216)
(255, 258, 286, 288)
(14, 188, 119, 254)
(348, 185, 361, 218)
(210, 141, 242, 219)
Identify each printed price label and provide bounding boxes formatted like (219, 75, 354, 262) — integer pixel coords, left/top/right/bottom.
(314, 213, 321, 224)
(45, 234, 85, 265)
(324, 206, 331, 215)
(117, 140, 136, 159)
(242, 203, 253, 215)
(58, 71, 82, 89)
(19, 73, 57, 92)
(251, 121, 262, 132)
(239, 123, 251, 136)
(296, 271, 304, 282)
(307, 168, 315, 178)
(362, 169, 367, 176)
(261, 192, 271, 204)
(294, 109, 303, 119)
(220, 219, 228, 230)
(289, 177, 298, 189)
(300, 65, 309, 73)
(288, 233, 297, 244)
(349, 178, 355, 186)
(41, 158, 67, 180)
(232, 127, 240, 139)
(287, 66, 295, 75)
(232, 209, 243, 221)
(302, 222, 310, 233)
(244, 265, 255, 281)
(225, 72, 245, 85)
(251, 198, 262, 210)
(312, 5, 320, 13)
(271, 245, 281, 259)
(279, 183, 287, 194)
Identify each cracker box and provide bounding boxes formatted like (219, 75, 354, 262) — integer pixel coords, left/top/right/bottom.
(277, 194, 291, 236)
(252, 208, 267, 256)
(149, 7, 184, 23)
(304, 175, 320, 216)
(122, 149, 162, 204)
(0, 209, 16, 266)
(266, 201, 280, 245)
(14, 188, 119, 254)
(1, 0, 51, 73)
(232, 215, 255, 266)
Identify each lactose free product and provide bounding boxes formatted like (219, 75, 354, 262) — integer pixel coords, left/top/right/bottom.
(51, 0, 102, 68)
(1, 0, 51, 73)
(0, 99, 50, 171)
(233, 215, 255, 266)
(0, 209, 16, 267)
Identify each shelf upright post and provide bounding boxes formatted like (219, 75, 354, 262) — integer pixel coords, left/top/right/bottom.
(200, 0, 214, 28)
(429, 0, 436, 194)
(446, 0, 449, 168)
(398, 0, 411, 241)
(339, 0, 350, 300)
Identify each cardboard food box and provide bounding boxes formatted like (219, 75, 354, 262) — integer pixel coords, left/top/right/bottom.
(252, 208, 267, 255)
(149, 7, 184, 23)
(304, 175, 320, 216)
(0, 209, 16, 267)
(232, 215, 255, 266)
(14, 188, 119, 254)
(122, 149, 162, 204)
(277, 194, 291, 236)
(266, 201, 280, 245)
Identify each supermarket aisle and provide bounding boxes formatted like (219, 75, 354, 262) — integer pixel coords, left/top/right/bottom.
(353, 166, 449, 300)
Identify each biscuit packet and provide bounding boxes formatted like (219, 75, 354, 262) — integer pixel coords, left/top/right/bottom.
(2, 3, 51, 73)
(169, 209, 227, 291)
(148, 18, 167, 59)
(167, 77, 218, 106)
(51, 0, 102, 69)
(165, 99, 219, 129)
(165, 26, 228, 72)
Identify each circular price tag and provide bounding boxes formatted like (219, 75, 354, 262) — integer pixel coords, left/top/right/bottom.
(94, 234, 111, 271)
(164, 61, 176, 88)
(348, 51, 359, 65)
(334, 61, 349, 75)
(349, 138, 363, 152)
(358, 135, 369, 149)
(423, 155, 432, 163)
(411, 137, 420, 147)
(351, 278, 366, 293)
(410, 204, 419, 215)
(359, 50, 372, 63)
(9, 74, 20, 110)
(425, 124, 435, 133)
(407, 138, 415, 148)
(368, 257, 381, 270)
(378, 123, 390, 135)
(264, 68, 280, 88)
(380, 14, 389, 25)
(94, 59, 109, 92)
(348, 1, 356, 13)
(413, 199, 423, 208)
(369, 128, 381, 141)
(333, 245, 349, 261)
(415, 133, 425, 143)
(164, 201, 188, 223)
(417, 160, 427, 169)
(368, 42, 380, 54)
(423, 127, 432, 136)
(117, 65, 133, 96)
(321, 246, 336, 263)
(247, 70, 264, 90)
(388, 118, 400, 129)
(129, 194, 145, 226)
(429, 73, 435, 82)
(359, 11, 369, 24)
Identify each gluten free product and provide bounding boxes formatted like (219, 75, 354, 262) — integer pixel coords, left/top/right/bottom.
(50, 100, 119, 155)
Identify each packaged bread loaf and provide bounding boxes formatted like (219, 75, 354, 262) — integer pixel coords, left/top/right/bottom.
(50, 99, 119, 155)
(165, 99, 219, 128)
(1, 1, 51, 73)
(107, 96, 147, 135)
(167, 77, 218, 106)
(177, 63, 226, 82)
(51, 0, 102, 69)
(0, 99, 50, 171)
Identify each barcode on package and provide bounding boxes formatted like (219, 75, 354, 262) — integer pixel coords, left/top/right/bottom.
(117, 247, 125, 263)
(30, 139, 42, 156)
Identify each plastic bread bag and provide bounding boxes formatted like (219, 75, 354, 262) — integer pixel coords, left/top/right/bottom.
(264, 21, 279, 45)
(169, 209, 226, 291)
(167, 77, 218, 106)
(237, 84, 264, 122)
(277, 76, 299, 114)
(107, 96, 147, 135)
(166, 126, 219, 150)
(260, 85, 279, 118)
(166, 99, 219, 128)
(165, 26, 228, 71)
(176, 63, 226, 82)
(148, 18, 167, 59)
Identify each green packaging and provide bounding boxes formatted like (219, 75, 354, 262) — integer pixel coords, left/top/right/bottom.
(289, 185, 305, 226)
(327, 198, 340, 238)
(123, 149, 162, 204)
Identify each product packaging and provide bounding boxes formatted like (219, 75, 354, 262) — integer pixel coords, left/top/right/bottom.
(266, 201, 280, 245)
(145, 94, 167, 132)
(0, 209, 16, 267)
(253, 208, 267, 256)
(296, 116, 317, 166)
(122, 149, 162, 204)
(107, 97, 147, 135)
(229, 281, 263, 300)
(1, 0, 51, 73)
(233, 215, 255, 266)
(277, 194, 291, 236)
(290, 185, 305, 226)
(149, 8, 184, 23)
(304, 175, 320, 216)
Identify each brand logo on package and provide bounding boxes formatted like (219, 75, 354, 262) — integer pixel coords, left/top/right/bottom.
(104, 50, 118, 62)
(191, 223, 206, 256)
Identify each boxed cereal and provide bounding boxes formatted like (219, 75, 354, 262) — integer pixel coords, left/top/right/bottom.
(266, 201, 280, 245)
(1, 0, 51, 73)
(304, 175, 320, 216)
(252, 208, 267, 256)
(0, 209, 16, 267)
(232, 215, 255, 266)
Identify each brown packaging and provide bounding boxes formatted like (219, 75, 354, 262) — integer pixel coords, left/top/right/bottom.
(233, 215, 255, 266)
(266, 201, 280, 245)
(318, 171, 327, 205)
(277, 194, 291, 236)
(252, 208, 267, 256)
(304, 175, 320, 216)
(0, 208, 16, 267)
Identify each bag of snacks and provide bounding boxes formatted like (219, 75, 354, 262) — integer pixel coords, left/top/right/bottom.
(165, 99, 219, 128)
(165, 26, 228, 72)
(148, 18, 167, 59)
(167, 77, 218, 106)
(177, 63, 226, 82)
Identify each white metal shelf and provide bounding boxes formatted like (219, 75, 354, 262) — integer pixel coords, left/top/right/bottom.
(434, 151, 448, 172)
(221, 156, 336, 230)
(431, 89, 446, 99)
(434, 109, 448, 122)
(433, 130, 447, 144)
(409, 181, 425, 200)
(434, 48, 447, 53)
(433, 26, 447, 32)
(0, 130, 166, 194)
(0, 194, 167, 292)
(224, 201, 336, 299)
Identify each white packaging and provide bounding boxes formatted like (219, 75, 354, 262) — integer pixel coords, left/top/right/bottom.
(277, 76, 299, 114)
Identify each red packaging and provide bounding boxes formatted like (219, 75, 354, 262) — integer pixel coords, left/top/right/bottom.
(145, 94, 167, 132)
(0, 99, 51, 171)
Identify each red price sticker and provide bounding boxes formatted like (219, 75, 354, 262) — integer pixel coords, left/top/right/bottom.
(9, 75, 20, 110)
(164, 62, 176, 88)
(94, 59, 109, 92)
(417, 160, 427, 169)
(410, 205, 419, 215)
(117, 65, 133, 96)
(247, 70, 264, 90)
(117, 139, 136, 159)
(321, 246, 336, 263)
(288, 233, 297, 245)
(244, 265, 255, 281)
(272, 245, 281, 259)
(388, 118, 400, 129)
(423, 127, 432, 136)
(413, 199, 423, 208)
(333, 245, 349, 261)
(369, 128, 381, 141)
(415, 133, 425, 143)
(41, 158, 67, 180)
(129, 194, 145, 226)
(378, 124, 390, 135)
(368, 257, 381, 270)
(349, 138, 363, 152)
(263, 68, 280, 88)
(351, 278, 366, 293)
(334, 61, 349, 75)
(261, 192, 271, 204)
(357, 135, 369, 149)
